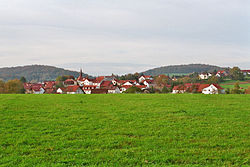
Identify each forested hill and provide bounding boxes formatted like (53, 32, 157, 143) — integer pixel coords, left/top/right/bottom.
(143, 64, 224, 76)
(0, 65, 86, 82)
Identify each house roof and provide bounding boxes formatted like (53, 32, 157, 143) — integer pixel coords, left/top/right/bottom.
(100, 81, 112, 88)
(144, 79, 154, 84)
(57, 87, 67, 92)
(119, 80, 137, 84)
(94, 76, 105, 83)
(32, 85, 44, 92)
(91, 89, 108, 94)
(241, 70, 250, 72)
(173, 85, 186, 91)
(67, 85, 81, 92)
(212, 84, 224, 90)
(197, 84, 210, 92)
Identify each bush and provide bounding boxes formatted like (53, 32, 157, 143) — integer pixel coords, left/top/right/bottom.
(124, 86, 143, 94)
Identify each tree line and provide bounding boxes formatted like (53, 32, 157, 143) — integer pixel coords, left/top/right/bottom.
(0, 77, 26, 94)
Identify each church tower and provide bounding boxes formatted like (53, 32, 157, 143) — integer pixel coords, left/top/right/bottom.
(77, 69, 84, 81)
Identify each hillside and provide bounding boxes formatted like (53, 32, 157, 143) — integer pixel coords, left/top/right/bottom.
(0, 65, 87, 82)
(143, 64, 224, 76)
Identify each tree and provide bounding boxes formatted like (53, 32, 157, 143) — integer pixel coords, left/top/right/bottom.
(124, 86, 143, 94)
(4, 79, 24, 94)
(231, 82, 241, 94)
(161, 86, 169, 93)
(207, 76, 220, 84)
(0, 80, 5, 93)
(20, 76, 27, 83)
(229, 67, 244, 80)
(155, 75, 170, 87)
(245, 86, 250, 94)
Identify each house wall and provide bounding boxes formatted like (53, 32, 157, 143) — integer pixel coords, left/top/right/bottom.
(202, 85, 218, 94)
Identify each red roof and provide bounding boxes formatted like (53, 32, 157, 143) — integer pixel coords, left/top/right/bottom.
(212, 84, 224, 90)
(67, 85, 81, 92)
(197, 84, 210, 92)
(173, 85, 186, 91)
(100, 81, 113, 88)
(91, 89, 108, 94)
(144, 75, 152, 78)
(144, 79, 154, 84)
(32, 85, 44, 92)
(241, 70, 250, 72)
(94, 76, 105, 83)
(136, 85, 147, 89)
(44, 81, 55, 89)
(121, 85, 133, 89)
(119, 80, 137, 84)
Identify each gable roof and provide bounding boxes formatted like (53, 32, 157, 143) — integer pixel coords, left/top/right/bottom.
(67, 85, 81, 92)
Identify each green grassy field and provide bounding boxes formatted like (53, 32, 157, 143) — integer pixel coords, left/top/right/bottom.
(0, 94, 249, 166)
(220, 80, 250, 89)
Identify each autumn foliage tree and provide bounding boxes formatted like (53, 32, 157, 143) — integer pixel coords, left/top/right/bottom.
(3, 79, 24, 94)
(155, 75, 170, 87)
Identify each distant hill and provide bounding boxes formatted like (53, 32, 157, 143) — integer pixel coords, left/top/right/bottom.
(142, 64, 224, 76)
(0, 65, 87, 82)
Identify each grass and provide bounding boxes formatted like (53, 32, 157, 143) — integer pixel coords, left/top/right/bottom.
(220, 80, 250, 89)
(0, 94, 249, 166)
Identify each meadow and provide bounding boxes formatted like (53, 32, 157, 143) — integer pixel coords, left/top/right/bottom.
(220, 80, 250, 90)
(0, 94, 249, 166)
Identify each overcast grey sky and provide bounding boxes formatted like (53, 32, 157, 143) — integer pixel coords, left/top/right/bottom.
(0, 0, 249, 75)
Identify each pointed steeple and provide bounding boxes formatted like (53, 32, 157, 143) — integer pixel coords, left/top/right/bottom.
(77, 69, 84, 81)
(80, 69, 83, 78)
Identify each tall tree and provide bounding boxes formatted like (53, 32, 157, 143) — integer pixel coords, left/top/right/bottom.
(229, 67, 244, 80)
(20, 76, 27, 83)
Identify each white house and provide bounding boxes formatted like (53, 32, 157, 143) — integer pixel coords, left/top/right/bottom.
(216, 71, 228, 77)
(56, 88, 65, 94)
(33, 87, 45, 94)
(108, 87, 121, 94)
(202, 84, 225, 94)
(199, 73, 212, 80)
(139, 75, 152, 83)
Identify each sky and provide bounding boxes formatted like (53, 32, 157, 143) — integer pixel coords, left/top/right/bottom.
(0, 0, 249, 75)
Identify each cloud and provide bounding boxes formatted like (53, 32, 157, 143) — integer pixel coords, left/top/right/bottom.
(0, 0, 249, 74)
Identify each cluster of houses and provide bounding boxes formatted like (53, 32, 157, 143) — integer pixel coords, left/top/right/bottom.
(24, 68, 250, 95)
(172, 83, 225, 94)
(23, 70, 154, 94)
(22, 69, 229, 95)
(198, 70, 228, 80)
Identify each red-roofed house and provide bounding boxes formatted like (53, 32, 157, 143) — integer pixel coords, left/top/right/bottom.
(143, 79, 155, 88)
(31, 84, 45, 94)
(172, 85, 186, 94)
(56, 87, 67, 94)
(241, 70, 250, 75)
(82, 85, 97, 94)
(66, 85, 84, 94)
(199, 84, 225, 94)
(216, 71, 228, 77)
(63, 79, 77, 87)
(139, 75, 153, 83)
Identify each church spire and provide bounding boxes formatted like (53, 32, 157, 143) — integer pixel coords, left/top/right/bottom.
(77, 69, 83, 80)
(80, 69, 83, 78)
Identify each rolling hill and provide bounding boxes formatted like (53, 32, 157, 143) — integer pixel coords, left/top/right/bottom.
(0, 65, 87, 82)
(142, 64, 224, 76)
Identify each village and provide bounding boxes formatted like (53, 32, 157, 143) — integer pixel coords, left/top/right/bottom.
(22, 68, 250, 95)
